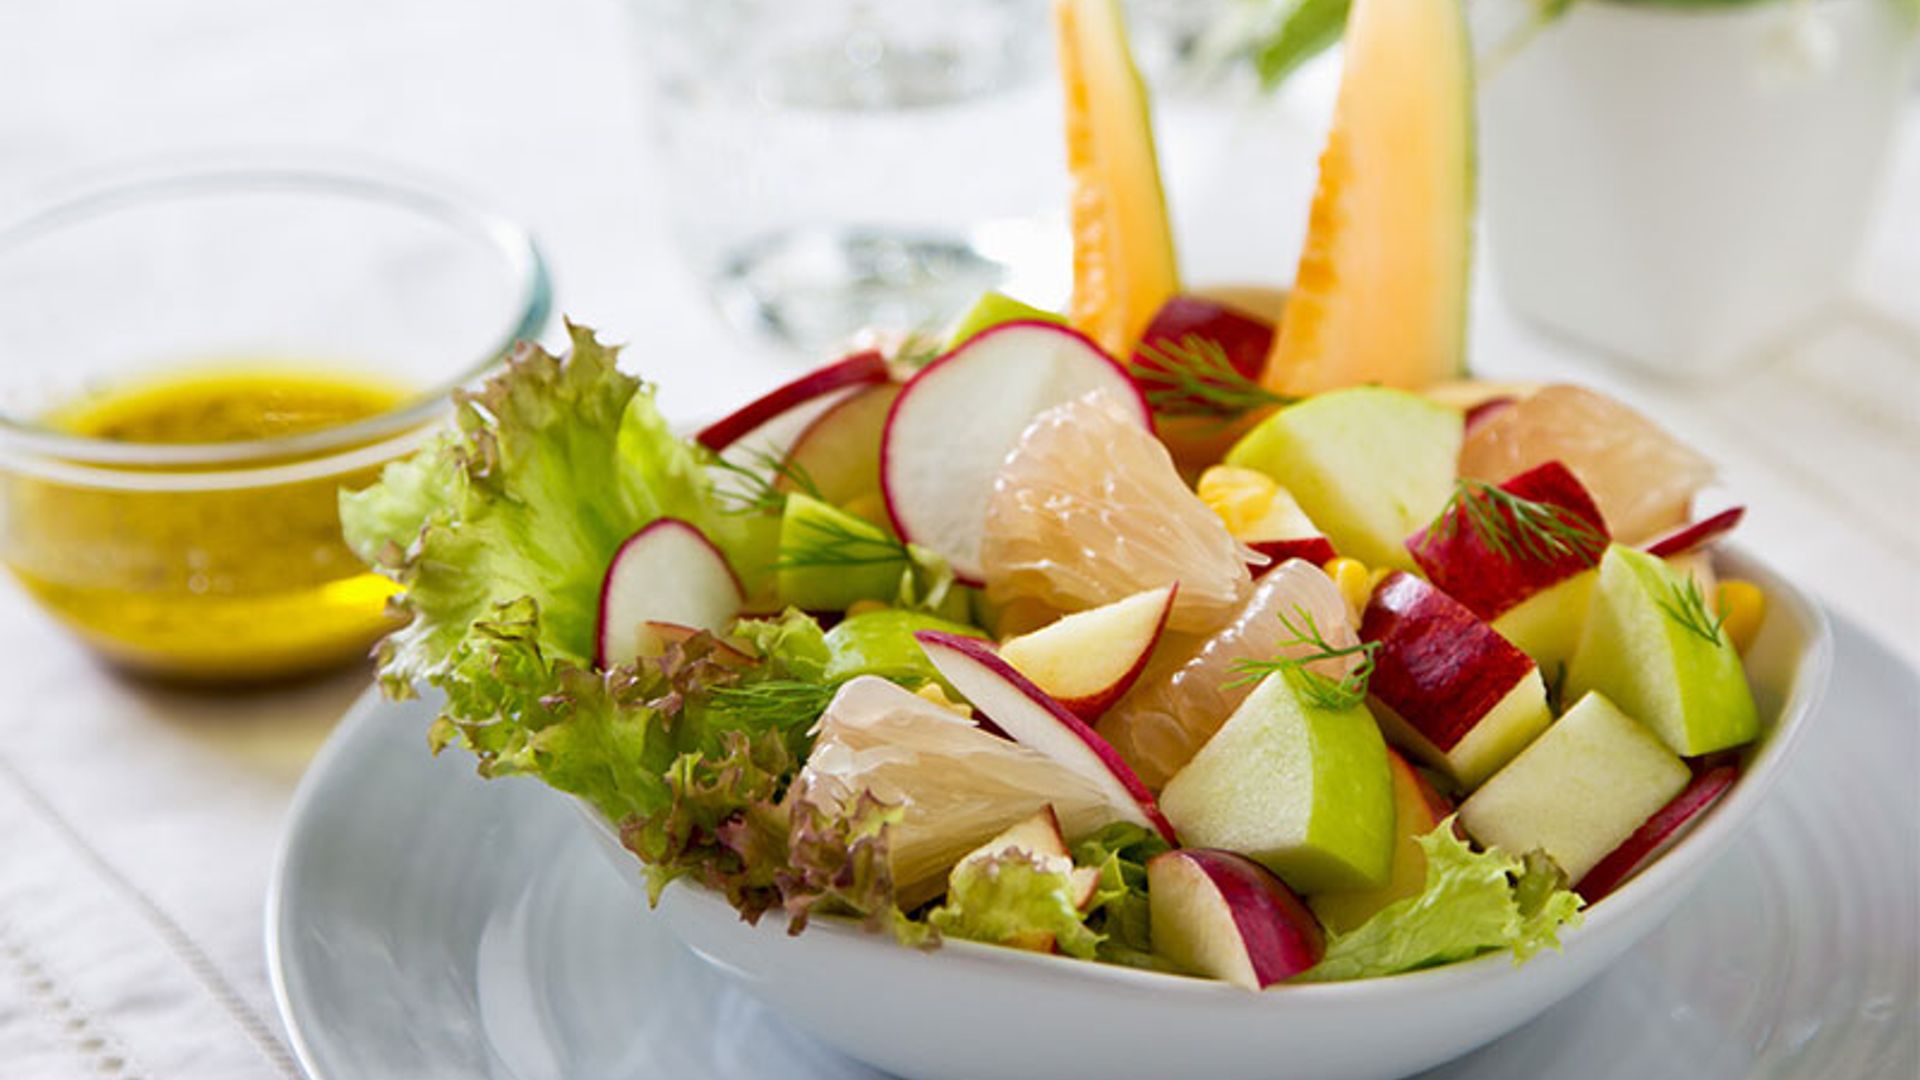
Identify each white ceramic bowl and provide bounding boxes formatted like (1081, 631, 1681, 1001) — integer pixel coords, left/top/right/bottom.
(581, 547, 1830, 1080)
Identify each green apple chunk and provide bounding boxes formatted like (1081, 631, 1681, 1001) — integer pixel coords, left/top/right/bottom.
(1565, 545, 1759, 756)
(824, 609, 985, 687)
(1459, 691, 1690, 883)
(1224, 388, 1462, 570)
(1308, 750, 1451, 934)
(1491, 569, 1595, 673)
(946, 291, 1068, 350)
(1159, 669, 1394, 894)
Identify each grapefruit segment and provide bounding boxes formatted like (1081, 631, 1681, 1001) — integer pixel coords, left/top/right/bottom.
(981, 389, 1254, 635)
(1264, 0, 1474, 395)
(1056, 0, 1180, 359)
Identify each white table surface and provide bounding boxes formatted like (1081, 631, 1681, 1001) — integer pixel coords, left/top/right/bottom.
(0, 2, 1915, 1077)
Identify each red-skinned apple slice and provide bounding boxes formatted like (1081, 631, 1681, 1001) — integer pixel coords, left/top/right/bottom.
(1576, 764, 1738, 903)
(997, 585, 1176, 720)
(915, 630, 1177, 843)
(1240, 484, 1339, 571)
(1408, 460, 1610, 622)
(1463, 397, 1517, 436)
(1641, 506, 1746, 559)
(595, 519, 745, 668)
(1147, 848, 1325, 989)
(778, 381, 902, 506)
(881, 321, 1149, 583)
(1130, 295, 1276, 412)
(695, 350, 890, 452)
(1361, 572, 1553, 789)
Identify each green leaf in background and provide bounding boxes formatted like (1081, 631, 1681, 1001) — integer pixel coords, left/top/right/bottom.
(1247, 0, 1350, 89)
(1295, 818, 1584, 982)
(929, 851, 1106, 960)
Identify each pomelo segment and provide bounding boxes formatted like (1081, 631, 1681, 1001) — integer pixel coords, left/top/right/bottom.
(1056, 0, 1180, 358)
(1460, 384, 1716, 544)
(1263, 0, 1474, 395)
(981, 389, 1253, 636)
(1096, 559, 1359, 789)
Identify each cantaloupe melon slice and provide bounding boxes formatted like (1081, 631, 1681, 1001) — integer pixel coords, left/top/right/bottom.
(1055, 0, 1180, 360)
(1263, 0, 1474, 396)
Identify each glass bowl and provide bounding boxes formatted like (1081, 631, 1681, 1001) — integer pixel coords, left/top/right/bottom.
(0, 167, 550, 683)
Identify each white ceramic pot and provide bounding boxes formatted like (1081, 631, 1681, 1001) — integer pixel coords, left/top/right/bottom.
(1478, 0, 1917, 376)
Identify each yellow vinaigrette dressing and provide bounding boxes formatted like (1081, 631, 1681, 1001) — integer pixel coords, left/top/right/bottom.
(9, 367, 412, 681)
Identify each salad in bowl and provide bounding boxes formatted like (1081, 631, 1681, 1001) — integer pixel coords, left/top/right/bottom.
(335, 0, 1825, 1074)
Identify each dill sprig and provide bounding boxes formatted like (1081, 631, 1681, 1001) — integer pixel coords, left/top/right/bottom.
(710, 448, 823, 517)
(891, 330, 944, 373)
(1425, 479, 1606, 567)
(1129, 334, 1292, 420)
(774, 513, 911, 570)
(1656, 576, 1727, 646)
(1227, 606, 1381, 710)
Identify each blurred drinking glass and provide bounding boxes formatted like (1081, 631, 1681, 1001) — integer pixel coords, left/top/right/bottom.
(627, 0, 1068, 355)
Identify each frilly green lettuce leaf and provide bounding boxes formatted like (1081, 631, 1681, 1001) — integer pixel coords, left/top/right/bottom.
(782, 789, 931, 946)
(423, 596, 675, 824)
(622, 727, 794, 920)
(929, 851, 1104, 960)
(1296, 819, 1585, 983)
(731, 609, 833, 685)
(341, 321, 733, 699)
(1071, 822, 1176, 971)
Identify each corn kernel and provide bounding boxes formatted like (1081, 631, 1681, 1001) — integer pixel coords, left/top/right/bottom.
(841, 491, 890, 527)
(1324, 556, 1372, 624)
(1196, 465, 1278, 535)
(1716, 579, 1766, 655)
(915, 681, 972, 718)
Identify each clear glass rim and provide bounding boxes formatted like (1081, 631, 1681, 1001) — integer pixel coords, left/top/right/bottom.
(0, 166, 551, 483)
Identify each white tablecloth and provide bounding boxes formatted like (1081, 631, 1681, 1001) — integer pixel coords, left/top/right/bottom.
(1, 2, 1915, 1077)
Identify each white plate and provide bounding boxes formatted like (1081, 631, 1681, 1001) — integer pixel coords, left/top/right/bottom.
(268, 612, 1917, 1080)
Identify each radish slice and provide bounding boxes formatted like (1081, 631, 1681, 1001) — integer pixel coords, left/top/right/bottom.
(595, 519, 745, 668)
(695, 350, 890, 453)
(916, 630, 1177, 844)
(1642, 507, 1745, 559)
(881, 321, 1148, 583)
(780, 382, 901, 505)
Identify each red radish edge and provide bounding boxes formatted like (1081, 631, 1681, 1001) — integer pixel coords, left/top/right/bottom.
(914, 629, 1178, 844)
(1642, 507, 1746, 559)
(879, 320, 1150, 586)
(1576, 765, 1739, 903)
(593, 518, 745, 670)
(695, 350, 890, 451)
